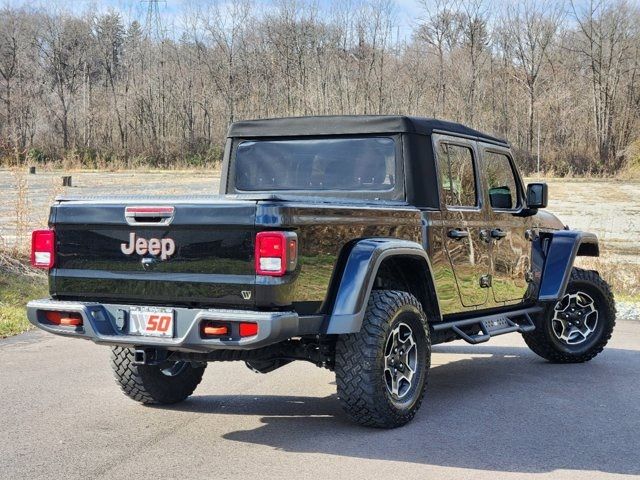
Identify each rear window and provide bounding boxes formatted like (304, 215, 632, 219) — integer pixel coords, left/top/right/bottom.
(234, 137, 396, 191)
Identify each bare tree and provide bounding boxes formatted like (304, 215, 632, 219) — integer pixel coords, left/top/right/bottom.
(197, 0, 251, 125)
(417, 0, 462, 116)
(459, 0, 489, 125)
(572, 0, 636, 170)
(94, 11, 127, 151)
(0, 0, 638, 176)
(506, 0, 563, 155)
(37, 13, 91, 150)
(0, 7, 21, 159)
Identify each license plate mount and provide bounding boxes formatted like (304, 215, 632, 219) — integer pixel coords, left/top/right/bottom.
(129, 306, 175, 337)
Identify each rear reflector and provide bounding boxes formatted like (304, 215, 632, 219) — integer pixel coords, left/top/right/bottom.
(239, 322, 258, 337)
(203, 325, 228, 336)
(31, 230, 55, 269)
(44, 311, 82, 327)
(255, 231, 298, 276)
(201, 322, 229, 337)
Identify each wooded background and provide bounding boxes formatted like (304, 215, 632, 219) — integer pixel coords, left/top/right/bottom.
(1, 0, 639, 175)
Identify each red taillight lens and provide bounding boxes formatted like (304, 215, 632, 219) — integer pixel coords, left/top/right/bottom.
(255, 231, 297, 276)
(239, 322, 258, 337)
(44, 311, 82, 326)
(31, 230, 55, 269)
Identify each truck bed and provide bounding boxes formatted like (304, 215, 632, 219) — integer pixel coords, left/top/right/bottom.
(49, 194, 422, 314)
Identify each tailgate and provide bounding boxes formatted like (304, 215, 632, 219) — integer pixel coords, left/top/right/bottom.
(50, 197, 257, 307)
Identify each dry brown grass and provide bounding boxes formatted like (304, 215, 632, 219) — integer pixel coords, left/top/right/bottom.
(22, 163, 221, 175)
(12, 153, 222, 173)
(11, 169, 30, 257)
(0, 170, 49, 336)
(621, 140, 640, 181)
(0, 259, 47, 337)
(575, 257, 640, 301)
(0, 168, 33, 257)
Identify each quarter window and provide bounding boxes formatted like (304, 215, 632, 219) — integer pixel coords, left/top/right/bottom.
(438, 143, 477, 207)
(485, 152, 519, 210)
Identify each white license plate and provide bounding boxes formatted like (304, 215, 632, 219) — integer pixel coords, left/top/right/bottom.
(129, 307, 175, 337)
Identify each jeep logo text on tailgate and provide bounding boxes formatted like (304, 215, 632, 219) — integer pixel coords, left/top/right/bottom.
(121, 232, 175, 260)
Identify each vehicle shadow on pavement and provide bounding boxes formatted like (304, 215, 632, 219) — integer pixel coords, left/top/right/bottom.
(169, 345, 640, 475)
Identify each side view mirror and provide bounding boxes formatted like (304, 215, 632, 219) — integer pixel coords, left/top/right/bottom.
(526, 182, 548, 209)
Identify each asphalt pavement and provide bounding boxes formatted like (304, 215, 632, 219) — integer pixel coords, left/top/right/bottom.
(1, 320, 639, 480)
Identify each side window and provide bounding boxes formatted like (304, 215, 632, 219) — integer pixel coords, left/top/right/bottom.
(437, 143, 477, 207)
(485, 151, 519, 210)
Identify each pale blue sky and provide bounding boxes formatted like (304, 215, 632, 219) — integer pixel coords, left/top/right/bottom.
(4, 0, 425, 40)
(3, 0, 630, 43)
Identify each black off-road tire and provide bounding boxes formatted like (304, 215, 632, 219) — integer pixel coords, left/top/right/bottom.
(335, 290, 431, 428)
(523, 268, 615, 363)
(110, 347, 206, 404)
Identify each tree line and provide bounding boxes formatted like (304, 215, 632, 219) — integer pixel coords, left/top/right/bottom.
(0, 0, 639, 175)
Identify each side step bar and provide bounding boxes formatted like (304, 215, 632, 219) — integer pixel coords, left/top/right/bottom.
(432, 306, 542, 345)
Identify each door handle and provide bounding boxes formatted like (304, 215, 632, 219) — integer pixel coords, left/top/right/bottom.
(447, 228, 469, 240)
(491, 228, 507, 239)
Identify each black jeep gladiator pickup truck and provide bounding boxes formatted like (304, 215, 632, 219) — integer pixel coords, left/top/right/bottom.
(27, 115, 615, 428)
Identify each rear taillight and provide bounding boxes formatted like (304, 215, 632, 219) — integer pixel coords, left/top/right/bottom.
(255, 231, 298, 276)
(239, 322, 258, 337)
(31, 229, 55, 269)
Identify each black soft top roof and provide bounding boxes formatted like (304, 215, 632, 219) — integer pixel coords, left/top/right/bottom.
(227, 115, 507, 145)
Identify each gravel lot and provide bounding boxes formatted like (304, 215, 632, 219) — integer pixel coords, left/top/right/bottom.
(616, 302, 640, 322)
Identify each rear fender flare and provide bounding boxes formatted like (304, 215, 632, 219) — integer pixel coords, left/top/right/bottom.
(323, 238, 439, 334)
(538, 230, 599, 302)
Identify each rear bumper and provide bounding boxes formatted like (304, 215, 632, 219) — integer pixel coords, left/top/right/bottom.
(26, 299, 323, 352)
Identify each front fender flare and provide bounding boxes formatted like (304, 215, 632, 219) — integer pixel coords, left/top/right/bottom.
(323, 238, 437, 334)
(538, 230, 599, 302)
